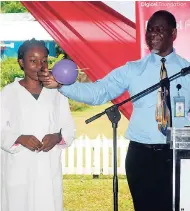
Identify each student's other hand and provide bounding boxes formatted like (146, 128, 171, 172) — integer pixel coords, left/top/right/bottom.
(38, 133, 61, 152)
(15, 135, 43, 151)
(38, 68, 60, 89)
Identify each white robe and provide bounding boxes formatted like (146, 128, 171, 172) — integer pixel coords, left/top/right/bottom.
(1, 78, 76, 211)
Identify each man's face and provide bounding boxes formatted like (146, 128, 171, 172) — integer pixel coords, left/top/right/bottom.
(145, 16, 175, 55)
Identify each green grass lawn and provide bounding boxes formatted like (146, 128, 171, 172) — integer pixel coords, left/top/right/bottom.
(63, 175, 134, 211)
(72, 102, 129, 139)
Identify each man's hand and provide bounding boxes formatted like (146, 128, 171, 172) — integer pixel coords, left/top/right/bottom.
(38, 133, 61, 152)
(38, 68, 60, 89)
(15, 135, 43, 151)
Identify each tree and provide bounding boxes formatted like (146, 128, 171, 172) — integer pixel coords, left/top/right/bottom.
(1, 1, 28, 13)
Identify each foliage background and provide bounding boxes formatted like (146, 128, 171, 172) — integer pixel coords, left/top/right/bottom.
(1, 1, 28, 13)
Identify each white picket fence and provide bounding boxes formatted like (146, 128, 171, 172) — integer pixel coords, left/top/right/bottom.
(61, 135, 129, 175)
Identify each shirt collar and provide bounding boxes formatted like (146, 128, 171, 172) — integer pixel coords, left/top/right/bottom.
(150, 48, 176, 65)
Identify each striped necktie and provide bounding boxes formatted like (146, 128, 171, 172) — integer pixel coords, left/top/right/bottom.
(155, 58, 172, 136)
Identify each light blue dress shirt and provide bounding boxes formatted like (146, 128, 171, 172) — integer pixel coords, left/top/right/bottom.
(59, 51, 190, 144)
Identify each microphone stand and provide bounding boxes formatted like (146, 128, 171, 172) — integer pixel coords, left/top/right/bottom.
(85, 68, 189, 211)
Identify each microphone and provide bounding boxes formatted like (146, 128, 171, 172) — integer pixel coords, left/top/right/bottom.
(181, 66, 190, 76)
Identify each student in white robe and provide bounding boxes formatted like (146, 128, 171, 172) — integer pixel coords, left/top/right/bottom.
(1, 38, 76, 211)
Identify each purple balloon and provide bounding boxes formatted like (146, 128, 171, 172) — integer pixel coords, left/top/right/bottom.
(52, 59, 78, 85)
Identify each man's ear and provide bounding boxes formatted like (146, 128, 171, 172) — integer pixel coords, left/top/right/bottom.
(172, 28, 177, 41)
(18, 59, 24, 69)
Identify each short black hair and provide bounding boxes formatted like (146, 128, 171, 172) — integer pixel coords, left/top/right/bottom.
(18, 38, 49, 60)
(149, 10, 177, 29)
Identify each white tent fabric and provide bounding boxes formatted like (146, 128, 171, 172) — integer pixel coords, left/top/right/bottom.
(103, 1, 135, 22)
(0, 13, 53, 41)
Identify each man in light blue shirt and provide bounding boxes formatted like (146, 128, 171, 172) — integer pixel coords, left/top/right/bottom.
(59, 50, 190, 143)
(38, 10, 190, 211)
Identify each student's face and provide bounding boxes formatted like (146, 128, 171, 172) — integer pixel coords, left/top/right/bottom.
(19, 46, 48, 81)
(145, 16, 177, 56)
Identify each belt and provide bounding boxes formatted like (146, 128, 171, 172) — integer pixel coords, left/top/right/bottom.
(130, 141, 171, 151)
